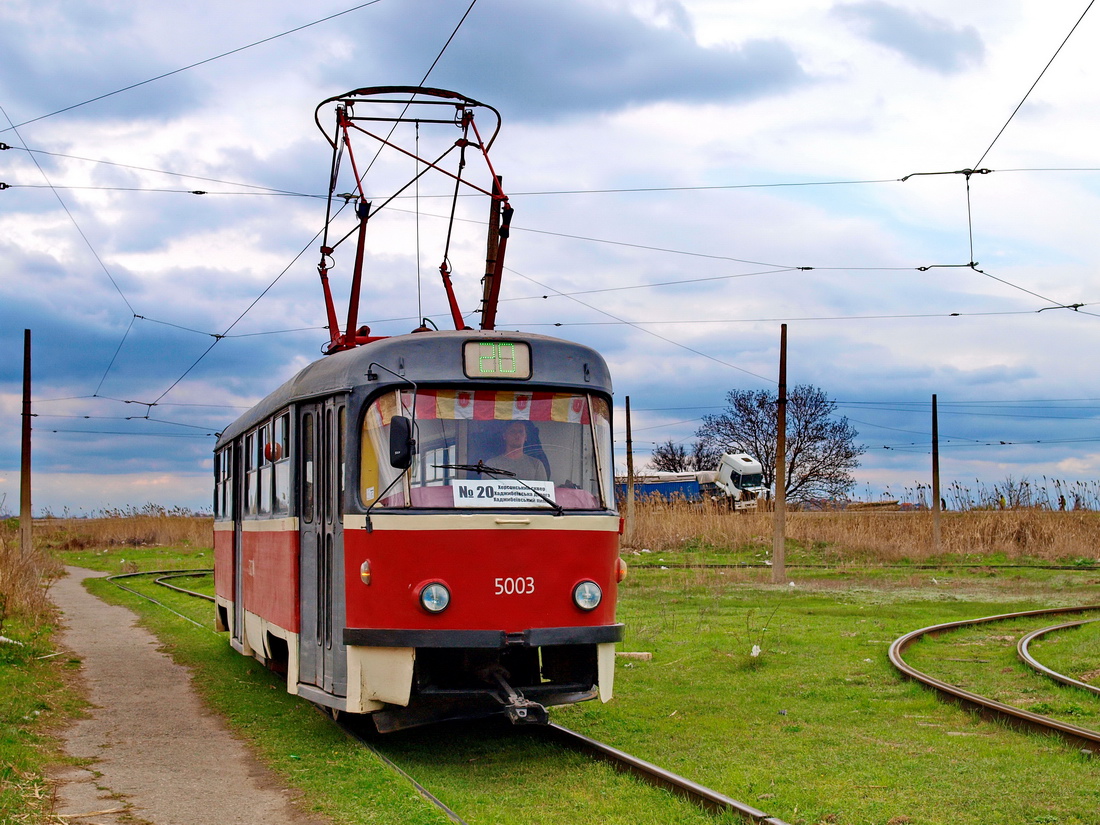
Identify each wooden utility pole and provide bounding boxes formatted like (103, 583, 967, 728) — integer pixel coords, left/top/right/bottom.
(624, 396, 635, 545)
(931, 393, 941, 551)
(772, 324, 787, 583)
(20, 329, 32, 556)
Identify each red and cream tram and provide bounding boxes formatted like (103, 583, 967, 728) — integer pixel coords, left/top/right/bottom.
(212, 330, 625, 730)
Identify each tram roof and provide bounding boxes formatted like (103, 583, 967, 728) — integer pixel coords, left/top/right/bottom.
(216, 330, 612, 447)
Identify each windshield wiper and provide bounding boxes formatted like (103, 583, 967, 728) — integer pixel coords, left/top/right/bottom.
(432, 460, 515, 477)
(432, 461, 563, 516)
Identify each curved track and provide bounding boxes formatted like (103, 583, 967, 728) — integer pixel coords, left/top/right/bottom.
(107, 568, 214, 628)
(888, 604, 1100, 748)
(152, 570, 216, 601)
(1017, 619, 1100, 697)
(122, 568, 790, 824)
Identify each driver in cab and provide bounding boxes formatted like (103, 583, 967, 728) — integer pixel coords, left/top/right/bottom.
(486, 420, 548, 481)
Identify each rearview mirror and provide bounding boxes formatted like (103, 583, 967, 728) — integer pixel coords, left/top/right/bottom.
(389, 416, 415, 469)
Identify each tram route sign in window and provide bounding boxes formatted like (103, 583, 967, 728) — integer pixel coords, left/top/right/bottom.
(463, 341, 531, 379)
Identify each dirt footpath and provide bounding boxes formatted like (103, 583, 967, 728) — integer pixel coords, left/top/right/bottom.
(50, 567, 329, 825)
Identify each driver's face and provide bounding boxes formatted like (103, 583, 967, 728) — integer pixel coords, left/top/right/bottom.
(503, 422, 526, 450)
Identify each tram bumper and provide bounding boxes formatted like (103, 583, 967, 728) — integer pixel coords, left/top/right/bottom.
(344, 624, 622, 730)
(343, 623, 624, 648)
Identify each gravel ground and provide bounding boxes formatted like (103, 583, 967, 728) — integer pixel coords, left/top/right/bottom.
(50, 567, 329, 825)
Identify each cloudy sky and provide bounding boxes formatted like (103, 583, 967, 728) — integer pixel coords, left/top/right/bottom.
(3, 0, 1100, 514)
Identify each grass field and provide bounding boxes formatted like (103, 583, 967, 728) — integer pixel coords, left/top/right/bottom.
(3, 507, 1100, 824)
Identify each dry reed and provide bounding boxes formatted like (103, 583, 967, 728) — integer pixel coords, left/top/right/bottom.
(625, 499, 1100, 562)
(0, 521, 64, 632)
(32, 513, 213, 553)
(1, 508, 212, 633)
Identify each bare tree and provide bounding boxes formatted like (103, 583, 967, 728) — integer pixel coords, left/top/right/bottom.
(650, 439, 723, 473)
(689, 439, 722, 473)
(696, 385, 864, 501)
(649, 440, 690, 472)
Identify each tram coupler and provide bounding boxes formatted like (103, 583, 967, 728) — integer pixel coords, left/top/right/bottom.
(490, 670, 549, 726)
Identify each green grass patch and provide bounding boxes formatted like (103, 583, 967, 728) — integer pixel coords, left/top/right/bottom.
(0, 615, 86, 825)
(83, 570, 725, 824)
(83, 573, 450, 824)
(555, 567, 1100, 825)
(1030, 620, 1100, 689)
(21, 540, 1100, 824)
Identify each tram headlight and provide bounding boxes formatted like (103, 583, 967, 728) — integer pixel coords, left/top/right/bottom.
(419, 582, 451, 614)
(572, 580, 602, 611)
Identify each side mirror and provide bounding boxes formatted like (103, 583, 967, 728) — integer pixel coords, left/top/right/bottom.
(389, 416, 415, 469)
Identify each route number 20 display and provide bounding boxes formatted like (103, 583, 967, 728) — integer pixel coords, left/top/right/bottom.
(494, 576, 535, 595)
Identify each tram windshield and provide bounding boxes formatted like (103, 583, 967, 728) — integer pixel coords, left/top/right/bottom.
(360, 389, 614, 511)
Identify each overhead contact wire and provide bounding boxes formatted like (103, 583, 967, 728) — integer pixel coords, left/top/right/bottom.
(974, 0, 1096, 168)
(507, 266, 774, 385)
(1, 1, 386, 134)
(150, 222, 331, 406)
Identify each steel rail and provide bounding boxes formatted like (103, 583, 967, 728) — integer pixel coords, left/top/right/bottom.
(888, 604, 1100, 748)
(126, 567, 786, 821)
(543, 723, 791, 824)
(105, 568, 214, 628)
(1018, 619, 1100, 696)
(633, 562, 1100, 571)
(153, 570, 216, 601)
(332, 715, 469, 825)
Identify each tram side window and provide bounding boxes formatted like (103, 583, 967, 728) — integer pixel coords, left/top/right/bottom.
(244, 432, 257, 516)
(213, 450, 221, 519)
(271, 413, 291, 515)
(215, 448, 233, 519)
(337, 406, 346, 517)
(302, 413, 315, 523)
(224, 448, 235, 519)
(257, 424, 273, 515)
(589, 396, 614, 508)
(359, 392, 404, 507)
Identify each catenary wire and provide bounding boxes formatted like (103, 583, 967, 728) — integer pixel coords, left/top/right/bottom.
(1, 105, 136, 317)
(974, 0, 1096, 168)
(6, 162, 1091, 316)
(143, 1, 478, 407)
(506, 266, 775, 385)
(33, 428, 214, 438)
(0, 1, 386, 134)
(10, 6, 1100, 484)
(148, 222, 331, 406)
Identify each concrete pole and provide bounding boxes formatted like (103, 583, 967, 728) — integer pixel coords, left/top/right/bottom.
(624, 396, 635, 545)
(20, 329, 32, 555)
(932, 393, 941, 551)
(772, 324, 787, 583)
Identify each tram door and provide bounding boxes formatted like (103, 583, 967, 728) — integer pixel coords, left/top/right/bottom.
(231, 441, 244, 647)
(298, 398, 348, 697)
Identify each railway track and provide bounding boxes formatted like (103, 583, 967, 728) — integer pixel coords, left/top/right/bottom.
(333, 713, 791, 825)
(888, 604, 1100, 750)
(1018, 619, 1100, 697)
(633, 561, 1100, 571)
(123, 568, 789, 824)
(540, 723, 790, 824)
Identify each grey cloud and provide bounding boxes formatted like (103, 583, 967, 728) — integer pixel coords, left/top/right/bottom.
(0, 4, 206, 130)
(831, 2, 984, 74)
(333, 0, 809, 121)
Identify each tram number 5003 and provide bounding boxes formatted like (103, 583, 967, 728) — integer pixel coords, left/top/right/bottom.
(495, 576, 535, 595)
